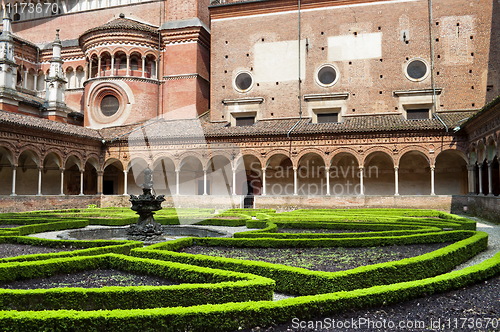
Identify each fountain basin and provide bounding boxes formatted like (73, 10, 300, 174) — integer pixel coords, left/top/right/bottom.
(57, 225, 228, 243)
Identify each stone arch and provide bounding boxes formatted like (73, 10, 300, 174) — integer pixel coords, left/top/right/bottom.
(486, 136, 497, 161)
(83, 157, 99, 195)
(234, 154, 262, 195)
(129, 51, 142, 76)
(100, 51, 113, 77)
(329, 152, 360, 195)
(363, 151, 395, 195)
(204, 151, 234, 170)
(65, 66, 75, 89)
(75, 66, 85, 87)
(64, 155, 83, 195)
(264, 149, 293, 168)
(42, 152, 63, 195)
(179, 155, 203, 195)
(152, 156, 176, 196)
(234, 150, 263, 168)
(16, 149, 40, 195)
(360, 146, 395, 165)
(112, 47, 129, 57)
(398, 150, 431, 195)
(435, 149, 468, 195)
(42, 149, 64, 167)
(328, 147, 362, 166)
(103, 158, 124, 195)
(0, 146, 14, 195)
(27, 68, 36, 90)
(36, 69, 46, 91)
(395, 146, 430, 167)
(178, 152, 204, 170)
(265, 153, 293, 195)
(126, 157, 149, 195)
(206, 155, 233, 195)
(297, 152, 326, 195)
(16, 146, 42, 166)
(295, 148, 327, 167)
(476, 140, 486, 164)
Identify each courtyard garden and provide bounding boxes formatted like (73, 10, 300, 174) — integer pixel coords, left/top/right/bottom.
(0, 208, 497, 331)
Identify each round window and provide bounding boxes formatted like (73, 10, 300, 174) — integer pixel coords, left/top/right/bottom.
(100, 95, 120, 117)
(316, 65, 338, 87)
(234, 72, 253, 92)
(406, 59, 428, 81)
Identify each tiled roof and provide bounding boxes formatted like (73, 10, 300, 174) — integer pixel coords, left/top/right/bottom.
(460, 95, 500, 129)
(100, 111, 476, 142)
(0, 110, 101, 140)
(0, 109, 477, 143)
(82, 17, 158, 35)
(292, 112, 476, 135)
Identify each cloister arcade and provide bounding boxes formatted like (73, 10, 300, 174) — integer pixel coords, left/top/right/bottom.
(1, 144, 497, 199)
(469, 137, 500, 197)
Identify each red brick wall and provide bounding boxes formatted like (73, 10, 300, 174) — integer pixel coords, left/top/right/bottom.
(12, 2, 164, 43)
(210, 0, 495, 121)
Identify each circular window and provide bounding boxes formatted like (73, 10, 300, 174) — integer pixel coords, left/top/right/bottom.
(234, 72, 253, 92)
(100, 95, 120, 117)
(316, 65, 338, 87)
(405, 59, 429, 81)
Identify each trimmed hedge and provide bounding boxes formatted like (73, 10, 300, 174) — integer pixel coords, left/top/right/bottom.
(0, 220, 89, 236)
(0, 254, 274, 311)
(0, 251, 497, 331)
(202, 230, 473, 248)
(131, 231, 488, 295)
(0, 236, 142, 263)
(236, 220, 441, 238)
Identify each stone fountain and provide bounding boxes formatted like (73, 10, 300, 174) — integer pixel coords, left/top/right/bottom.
(127, 168, 165, 237)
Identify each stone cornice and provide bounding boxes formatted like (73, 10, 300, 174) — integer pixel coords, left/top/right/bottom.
(83, 76, 161, 87)
(80, 31, 160, 54)
(163, 73, 209, 82)
(161, 26, 210, 49)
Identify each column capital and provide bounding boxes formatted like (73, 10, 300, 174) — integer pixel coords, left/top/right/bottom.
(394, 166, 399, 171)
(97, 170, 104, 175)
(123, 169, 128, 174)
(358, 166, 364, 170)
(467, 165, 476, 171)
(430, 166, 436, 171)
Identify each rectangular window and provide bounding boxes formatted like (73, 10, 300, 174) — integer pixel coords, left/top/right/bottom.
(235, 116, 255, 126)
(317, 113, 339, 123)
(406, 109, 429, 120)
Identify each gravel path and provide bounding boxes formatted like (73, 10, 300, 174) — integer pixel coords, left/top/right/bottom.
(453, 216, 500, 270)
(251, 275, 499, 332)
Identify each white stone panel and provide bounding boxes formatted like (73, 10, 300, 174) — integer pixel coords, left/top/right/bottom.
(253, 40, 306, 83)
(328, 33, 382, 61)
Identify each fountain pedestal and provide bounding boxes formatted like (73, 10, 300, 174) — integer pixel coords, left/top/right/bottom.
(128, 168, 165, 236)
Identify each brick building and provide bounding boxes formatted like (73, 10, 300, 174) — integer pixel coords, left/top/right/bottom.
(0, 0, 498, 216)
